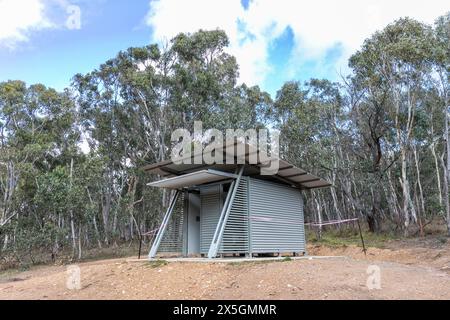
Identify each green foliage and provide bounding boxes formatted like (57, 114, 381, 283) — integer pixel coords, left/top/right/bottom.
(307, 229, 398, 249)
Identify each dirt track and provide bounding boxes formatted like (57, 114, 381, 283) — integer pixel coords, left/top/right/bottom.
(1, 241, 450, 300)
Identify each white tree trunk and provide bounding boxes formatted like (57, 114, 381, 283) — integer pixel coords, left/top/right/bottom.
(69, 158, 77, 258)
(445, 103, 450, 236)
(431, 142, 443, 206)
(413, 146, 425, 218)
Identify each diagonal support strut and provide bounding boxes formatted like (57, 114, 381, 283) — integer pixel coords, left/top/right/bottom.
(207, 166, 245, 259)
(148, 190, 180, 259)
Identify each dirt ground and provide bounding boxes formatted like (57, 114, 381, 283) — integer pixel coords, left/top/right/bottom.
(1, 238, 450, 300)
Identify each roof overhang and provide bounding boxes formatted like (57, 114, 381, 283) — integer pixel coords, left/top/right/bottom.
(143, 141, 332, 190)
(147, 169, 237, 189)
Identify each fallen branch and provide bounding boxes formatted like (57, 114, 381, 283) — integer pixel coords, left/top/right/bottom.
(0, 212, 18, 227)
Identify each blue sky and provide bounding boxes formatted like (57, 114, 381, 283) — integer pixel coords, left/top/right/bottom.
(0, 1, 153, 91)
(0, 0, 448, 98)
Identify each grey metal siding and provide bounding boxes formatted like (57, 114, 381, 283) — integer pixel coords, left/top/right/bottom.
(200, 185, 222, 254)
(158, 192, 185, 253)
(219, 178, 249, 254)
(249, 178, 305, 253)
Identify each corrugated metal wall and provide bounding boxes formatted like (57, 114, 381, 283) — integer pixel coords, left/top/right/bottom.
(196, 177, 305, 256)
(200, 185, 222, 254)
(219, 178, 249, 254)
(249, 178, 305, 254)
(158, 192, 185, 253)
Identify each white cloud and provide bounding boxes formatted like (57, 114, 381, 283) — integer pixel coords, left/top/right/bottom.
(0, 0, 82, 49)
(146, 0, 449, 87)
(0, 0, 52, 49)
(146, 0, 277, 85)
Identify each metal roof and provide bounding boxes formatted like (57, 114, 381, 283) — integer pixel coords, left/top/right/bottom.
(143, 141, 331, 190)
(147, 169, 237, 189)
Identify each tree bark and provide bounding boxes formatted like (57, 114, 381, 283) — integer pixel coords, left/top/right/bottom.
(413, 146, 425, 226)
(69, 158, 77, 259)
(445, 102, 450, 236)
(431, 141, 443, 206)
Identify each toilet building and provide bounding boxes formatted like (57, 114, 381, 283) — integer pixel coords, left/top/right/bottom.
(144, 142, 331, 259)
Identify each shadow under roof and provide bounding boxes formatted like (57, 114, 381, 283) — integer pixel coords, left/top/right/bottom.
(147, 169, 238, 189)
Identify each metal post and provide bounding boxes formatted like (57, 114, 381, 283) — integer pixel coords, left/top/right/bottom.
(138, 237, 142, 259)
(148, 190, 180, 259)
(208, 166, 245, 259)
(357, 218, 367, 256)
(247, 177, 252, 258)
(182, 190, 189, 257)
